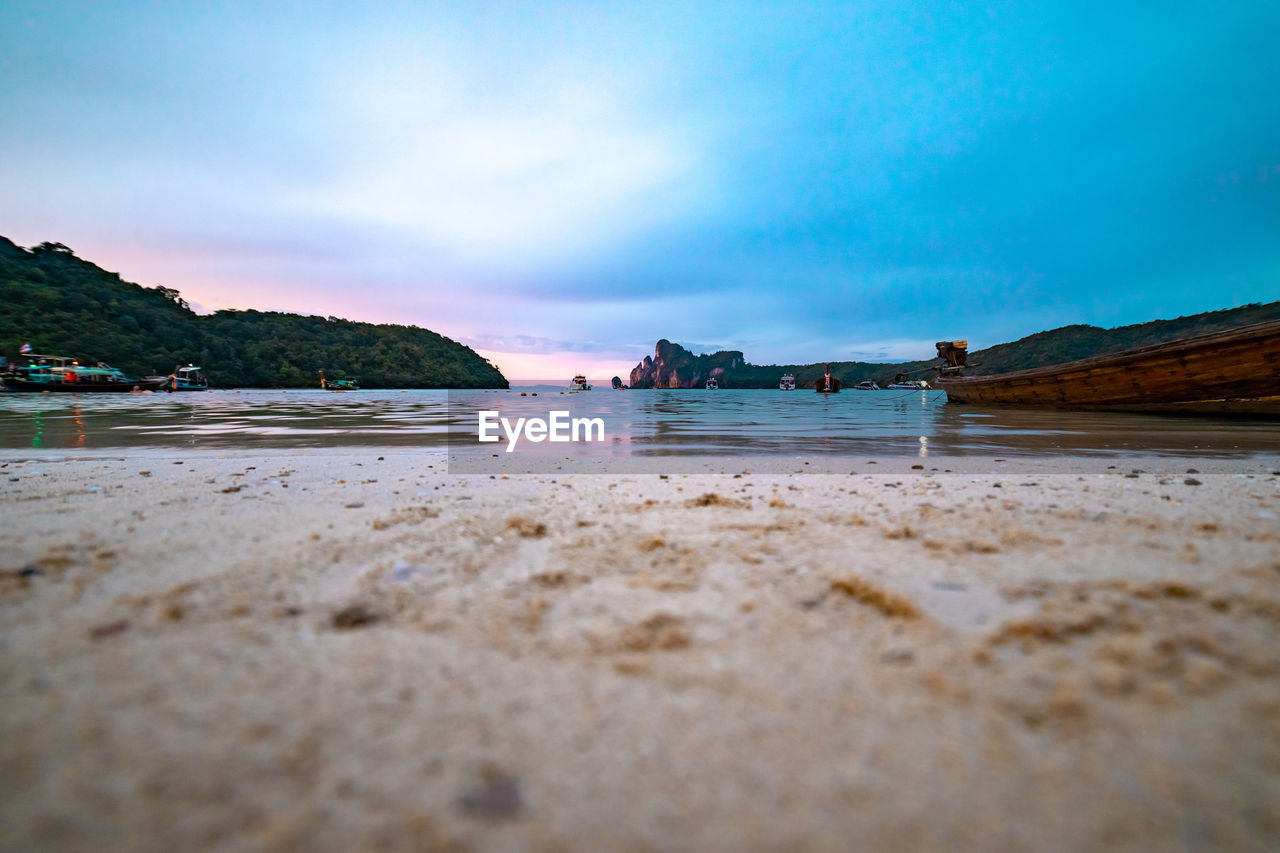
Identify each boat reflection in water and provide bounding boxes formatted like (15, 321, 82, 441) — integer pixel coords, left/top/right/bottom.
(1, 389, 1278, 461)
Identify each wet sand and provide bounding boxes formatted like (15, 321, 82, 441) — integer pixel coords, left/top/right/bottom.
(2, 449, 1279, 851)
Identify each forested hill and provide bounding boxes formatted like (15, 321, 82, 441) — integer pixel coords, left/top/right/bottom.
(629, 300, 1280, 388)
(0, 237, 508, 388)
(967, 301, 1280, 375)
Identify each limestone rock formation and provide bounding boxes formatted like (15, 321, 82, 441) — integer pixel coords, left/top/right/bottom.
(629, 340, 744, 388)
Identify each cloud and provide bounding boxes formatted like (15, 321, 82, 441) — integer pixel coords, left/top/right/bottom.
(293, 38, 713, 273)
(2, 0, 1277, 373)
(843, 339, 945, 363)
(460, 334, 626, 356)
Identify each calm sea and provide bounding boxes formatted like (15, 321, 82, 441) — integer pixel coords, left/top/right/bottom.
(2, 388, 1280, 459)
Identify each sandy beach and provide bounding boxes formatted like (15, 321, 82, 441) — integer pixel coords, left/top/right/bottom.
(2, 449, 1279, 851)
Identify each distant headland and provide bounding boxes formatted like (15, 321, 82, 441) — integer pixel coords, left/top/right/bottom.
(0, 237, 508, 389)
(629, 301, 1280, 389)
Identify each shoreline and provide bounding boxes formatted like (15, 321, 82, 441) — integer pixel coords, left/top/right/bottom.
(3, 450, 1279, 850)
(5, 445, 1280, 474)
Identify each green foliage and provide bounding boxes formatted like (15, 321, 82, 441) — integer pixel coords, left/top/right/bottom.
(715, 357, 941, 389)
(631, 338, 938, 388)
(632, 301, 1280, 387)
(968, 302, 1280, 375)
(0, 236, 508, 389)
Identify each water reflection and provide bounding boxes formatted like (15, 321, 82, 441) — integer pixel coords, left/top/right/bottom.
(73, 404, 85, 448)
(0, 390, 451, 450)
(0, 388, 1278, 457)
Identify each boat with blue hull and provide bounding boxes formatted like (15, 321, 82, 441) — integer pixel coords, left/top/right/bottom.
(3, 353, 168, 392)
(319, 370, 359, 391)
(168, 365, 209, 391)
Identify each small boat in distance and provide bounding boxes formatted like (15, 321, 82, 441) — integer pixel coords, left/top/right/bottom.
(779, 373, 796, 390)
(3, 353, 168, 392)
(706, 377, 719, 390)
(934, 318, 1280, 414)
(168, 364, 208, 391)
(886, 376, 930, 390)
(814, 364, 840, 393)
(570, 374, 591, 391)
(319, 370, 359, 391)
(852, 381, 880, 391)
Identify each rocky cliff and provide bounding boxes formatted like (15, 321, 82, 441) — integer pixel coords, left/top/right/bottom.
(627, 339, 929, 389)
(629, 340, 745, 388)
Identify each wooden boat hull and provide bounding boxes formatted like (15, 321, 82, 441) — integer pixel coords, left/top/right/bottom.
(937, 319, 1280, 415)
(3, 376, 170, 392)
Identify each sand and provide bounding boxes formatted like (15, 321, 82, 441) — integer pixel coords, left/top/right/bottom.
(2, 448, 1279, 851)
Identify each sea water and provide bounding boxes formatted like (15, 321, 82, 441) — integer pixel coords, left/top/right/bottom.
(2, 388, 1280, 460)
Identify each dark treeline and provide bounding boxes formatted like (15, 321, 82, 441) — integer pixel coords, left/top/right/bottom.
(0, 237, 508, 388)
(968, 302, 1280, 375)
(629, 341, 939, 389)
(630, 300, 1280, 388)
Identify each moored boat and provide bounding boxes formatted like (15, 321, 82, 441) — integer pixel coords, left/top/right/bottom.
(3, 353, 168, 392)
(570, 374, 591, 391)
(934, 319, 1280, 414)
(851, 380, 880, 391)
(706, 377, 719, 390)
(168, 364, 208, 391)
(319, 370, 359, 391)
(779, 373, 796, 390)
(814, 364, 840, 393)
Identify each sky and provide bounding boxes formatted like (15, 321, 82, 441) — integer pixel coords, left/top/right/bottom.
(1, 1, 1277, 380)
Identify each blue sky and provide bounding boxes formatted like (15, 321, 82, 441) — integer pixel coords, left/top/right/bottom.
(2, 1, 1276, 379)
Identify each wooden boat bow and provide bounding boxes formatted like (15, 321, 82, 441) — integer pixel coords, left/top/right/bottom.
(934, 319, 1280, 415)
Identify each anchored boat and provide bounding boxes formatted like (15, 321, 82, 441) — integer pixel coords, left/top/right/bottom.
(569, 374, 591, 391)
(814, 364, 840, 393)
(3, 353, 168, 392)
(779, 373, 796, 390)
(934, 319, 1280, 415)
(168, 364, 208, 391)
(319, 370, 359, 391)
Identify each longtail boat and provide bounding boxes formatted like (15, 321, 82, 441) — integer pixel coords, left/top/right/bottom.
(168, 364, 209, 391)
(814, 363, 840, 393)
(319, 370, 358, 391)
(3, 353, 169, 392)
(933, 319, 1280, 415)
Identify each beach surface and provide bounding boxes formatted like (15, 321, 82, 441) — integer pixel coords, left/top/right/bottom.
(3, 449, 1279, 851)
